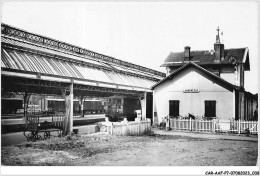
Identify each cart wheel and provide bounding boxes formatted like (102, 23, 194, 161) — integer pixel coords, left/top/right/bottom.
(58, 131, 62, 137)
(44, 132, 48, 139)
(32, 135, 37, 142)
(36, 135, 42, 140)
(27, 133, 34, 141)
(44, 132, 50, 139)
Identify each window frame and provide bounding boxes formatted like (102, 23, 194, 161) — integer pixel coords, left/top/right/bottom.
(169, 100, 180, 117)
(204, 100, 216, 117)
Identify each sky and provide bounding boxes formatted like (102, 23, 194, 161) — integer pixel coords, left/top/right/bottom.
(1, 1, 259, 94)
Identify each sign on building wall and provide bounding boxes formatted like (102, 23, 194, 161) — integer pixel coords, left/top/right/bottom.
(183, 89, 200, 93)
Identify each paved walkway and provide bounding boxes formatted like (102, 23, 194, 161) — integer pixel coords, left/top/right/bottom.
(154, 129, 258, 141)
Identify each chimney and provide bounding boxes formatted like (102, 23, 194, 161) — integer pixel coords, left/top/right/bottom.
(214, 26, 225, 61)
(184, 46, 191, 61)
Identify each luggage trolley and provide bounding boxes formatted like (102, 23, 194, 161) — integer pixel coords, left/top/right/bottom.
(23, 115, 64, 142)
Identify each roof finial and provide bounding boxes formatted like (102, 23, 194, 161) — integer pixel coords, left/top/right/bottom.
(216, 26, 220, 44)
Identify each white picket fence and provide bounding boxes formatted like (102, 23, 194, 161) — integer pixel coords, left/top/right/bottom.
(108, 120, 151, 136)
(168, 117, 258, 134)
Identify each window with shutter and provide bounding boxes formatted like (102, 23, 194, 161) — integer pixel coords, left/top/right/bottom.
(205, 101, 216, 117)
(169, 100, 179, 117)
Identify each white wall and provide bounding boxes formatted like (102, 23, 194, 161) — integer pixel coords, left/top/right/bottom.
(153, 67, 234, 124)
(220, 72, 235, 84)
(234, 64, 245, 87)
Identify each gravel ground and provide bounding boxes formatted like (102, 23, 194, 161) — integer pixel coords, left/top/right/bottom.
(1, 129, 258, 166)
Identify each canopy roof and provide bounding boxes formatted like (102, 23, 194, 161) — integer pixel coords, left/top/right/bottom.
(1, 23, 165, 96)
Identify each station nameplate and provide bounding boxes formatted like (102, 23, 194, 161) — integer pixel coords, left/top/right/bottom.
(183, 89, 200, 93)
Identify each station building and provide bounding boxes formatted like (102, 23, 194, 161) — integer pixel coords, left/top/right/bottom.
(152, 27, 258, 125)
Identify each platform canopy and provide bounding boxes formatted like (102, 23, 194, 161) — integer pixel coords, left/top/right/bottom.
(1, 23, 165, 98)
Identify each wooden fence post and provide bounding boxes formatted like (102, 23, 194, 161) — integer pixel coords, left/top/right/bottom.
(238, 119, 241, 134)
(166, 115, 170, 131)
(189, 118, 192, 131)
(212, 119, 215, 133)
(174, 118, 177, 130)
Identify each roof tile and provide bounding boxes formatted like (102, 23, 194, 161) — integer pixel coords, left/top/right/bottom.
(162, 48, 247, 67)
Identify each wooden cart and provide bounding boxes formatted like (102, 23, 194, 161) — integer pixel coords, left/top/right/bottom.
(23, 115, 64, 142)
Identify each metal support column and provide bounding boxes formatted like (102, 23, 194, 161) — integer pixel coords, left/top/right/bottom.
(140, 92, 147, 121)
(62, 81, 74, 135)
(69, 82, 73, 133)
(23, 92, 31, 128)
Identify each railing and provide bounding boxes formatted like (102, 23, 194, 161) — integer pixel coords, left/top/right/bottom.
(191, 120, 213, 133)
(109, 120, 151, 136)
(168, 117, 258, 134)
(228, 120, 258, 134)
